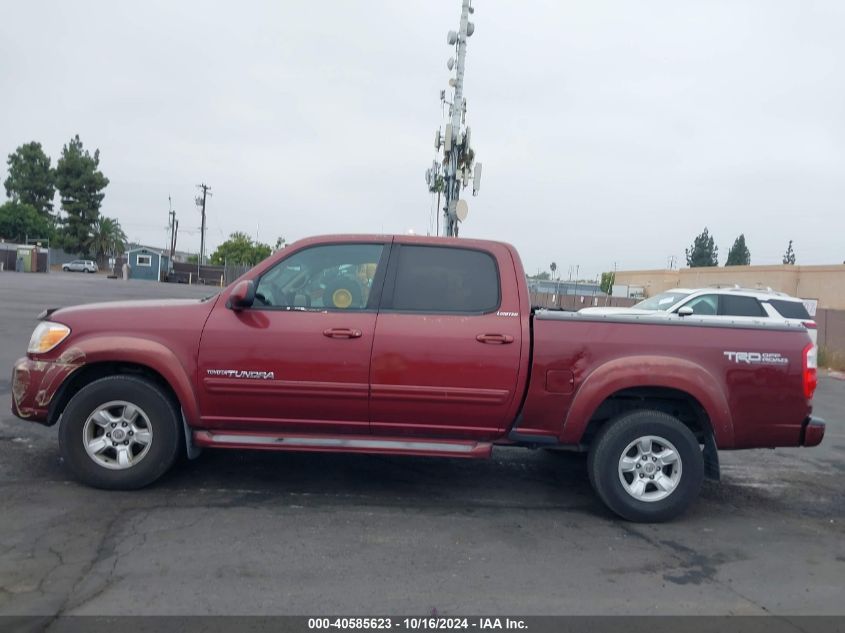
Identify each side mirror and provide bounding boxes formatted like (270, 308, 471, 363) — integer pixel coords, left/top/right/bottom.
(677, 306, 694, 317)
(227, 280, 255, 310)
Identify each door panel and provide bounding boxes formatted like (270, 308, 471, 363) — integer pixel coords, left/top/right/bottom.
(197, 241, 387, 434)
(198, 309, 376, 434)
(369, 244, 522, 440)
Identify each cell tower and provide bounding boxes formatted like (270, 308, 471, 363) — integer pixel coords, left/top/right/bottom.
(425, 0, 482, 237)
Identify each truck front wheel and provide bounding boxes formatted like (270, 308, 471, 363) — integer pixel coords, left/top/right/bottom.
(58, 375, 181, 489)
(587, 410, 703, 522)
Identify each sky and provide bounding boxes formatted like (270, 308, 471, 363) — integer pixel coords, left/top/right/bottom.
(1, 0, 843, 279)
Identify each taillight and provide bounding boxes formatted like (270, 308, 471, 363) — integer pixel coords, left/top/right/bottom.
(803, 343, 817, 400)
(802, 321, 817, 330)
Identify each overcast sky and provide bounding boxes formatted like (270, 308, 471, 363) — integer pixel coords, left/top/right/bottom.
(1, 0, 843, 278)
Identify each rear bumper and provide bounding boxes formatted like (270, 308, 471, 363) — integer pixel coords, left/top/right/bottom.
(800, 416, 825, 447)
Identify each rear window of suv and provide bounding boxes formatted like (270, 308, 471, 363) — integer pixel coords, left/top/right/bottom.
(767, 299, 811, 320)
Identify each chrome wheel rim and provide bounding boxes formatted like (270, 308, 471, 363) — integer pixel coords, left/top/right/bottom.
(82, 400, 153, 470)
(618, 435, 682, 502)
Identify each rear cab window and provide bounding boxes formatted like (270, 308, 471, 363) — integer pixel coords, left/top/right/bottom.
(385, 245, 500, 313)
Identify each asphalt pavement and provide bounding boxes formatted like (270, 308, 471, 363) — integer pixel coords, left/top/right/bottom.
(0, 271, 843, 616)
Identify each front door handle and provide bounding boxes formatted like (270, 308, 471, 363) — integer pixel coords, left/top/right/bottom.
(476, 333, 514, 345)
(323, 328, 363, 339)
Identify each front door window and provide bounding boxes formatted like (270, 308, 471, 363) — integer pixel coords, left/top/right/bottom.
(255, 243, 383, 311)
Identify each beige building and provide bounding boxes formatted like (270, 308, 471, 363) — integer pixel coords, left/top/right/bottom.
(615, 264, 845, 310)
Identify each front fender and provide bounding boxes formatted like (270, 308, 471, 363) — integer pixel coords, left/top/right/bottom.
(46, 335, 201, 426)
(561, 355, 734, 447)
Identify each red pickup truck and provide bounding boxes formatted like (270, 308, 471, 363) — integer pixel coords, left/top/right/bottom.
(11, 234, 824, 521)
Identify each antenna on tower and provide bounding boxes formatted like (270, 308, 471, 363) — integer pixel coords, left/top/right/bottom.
(425, 0, 481, 237)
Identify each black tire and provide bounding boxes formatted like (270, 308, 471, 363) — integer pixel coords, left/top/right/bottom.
(587, 410, 703, 522)
(324, 277, 363, 309)
(58, 375, 181, 489)
(62, 266, 70, 272)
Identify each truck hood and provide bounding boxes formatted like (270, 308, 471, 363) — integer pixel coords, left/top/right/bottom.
(47, 297, 220, 338)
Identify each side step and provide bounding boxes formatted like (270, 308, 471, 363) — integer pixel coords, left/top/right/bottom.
(193, 430, 493, 459)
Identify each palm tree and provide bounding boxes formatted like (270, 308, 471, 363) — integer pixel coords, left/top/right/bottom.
(91, 216, 127, 267)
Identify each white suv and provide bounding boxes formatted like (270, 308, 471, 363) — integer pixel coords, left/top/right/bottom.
(581, 287, 817, 344)
(62, 260, 98, 273)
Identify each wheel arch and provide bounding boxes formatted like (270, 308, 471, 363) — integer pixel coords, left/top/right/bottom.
(46, 337, 199, 427)
(562, 355, 734, 448)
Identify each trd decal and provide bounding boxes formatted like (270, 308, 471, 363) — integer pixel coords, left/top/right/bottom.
(723, 351, 788, 366)
(207, 369, 275, 379)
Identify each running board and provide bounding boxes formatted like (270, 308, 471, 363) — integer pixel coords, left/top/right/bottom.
(193, 431, 493, 459)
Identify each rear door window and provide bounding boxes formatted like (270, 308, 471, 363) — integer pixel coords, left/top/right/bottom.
(767, 299, 811, 320)
(387, 245, 500, 313)
(719, 295, 766, 317)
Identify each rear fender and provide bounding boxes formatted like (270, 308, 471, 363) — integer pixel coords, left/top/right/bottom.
(562, 355, 734, 447)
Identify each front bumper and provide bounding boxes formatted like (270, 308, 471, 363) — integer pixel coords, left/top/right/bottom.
(800, 416, 826, 447)
(11, 355, 81, 424)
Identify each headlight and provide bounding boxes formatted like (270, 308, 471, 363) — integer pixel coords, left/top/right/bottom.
(28, 322, 71, 354)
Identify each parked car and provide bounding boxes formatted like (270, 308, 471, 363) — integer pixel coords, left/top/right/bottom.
(12, 235, 822, 522)
(62, 260, 98, 273)
(581, 287, 817, 345)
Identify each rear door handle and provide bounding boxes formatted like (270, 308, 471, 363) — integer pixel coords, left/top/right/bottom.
(476, 333, 514, 345)
(323, 328, 363, 339)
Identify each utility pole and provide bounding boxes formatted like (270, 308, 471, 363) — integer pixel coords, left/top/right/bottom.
(167, 195, 177, 260)
(195, 183, 211, 274)
(425, 0, 482, 237)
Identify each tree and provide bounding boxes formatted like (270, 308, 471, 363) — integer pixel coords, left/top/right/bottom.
(0, 201, 53, 243)
(685, 227, 719, 267)
(210, 231, 272, 266)
(550, 262, 557, 278)
(725, 234, 751, 266)
(273, 236, 286, 251)
(600, 271, 615, 294)
(528, 271, 550, 280)
(90, 216, 127, 265)
(54, 135, 109, 256)
(4, 142, 56, 218)
(782, 240, 796, 265)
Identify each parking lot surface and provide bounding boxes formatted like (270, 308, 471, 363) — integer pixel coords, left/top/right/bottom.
(0, 272, 843, 615)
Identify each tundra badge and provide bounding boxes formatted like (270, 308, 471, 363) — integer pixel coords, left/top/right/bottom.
(207, 369, 276, 379)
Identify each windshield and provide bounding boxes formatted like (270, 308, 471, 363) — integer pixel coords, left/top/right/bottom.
(632, 291, 692, 311)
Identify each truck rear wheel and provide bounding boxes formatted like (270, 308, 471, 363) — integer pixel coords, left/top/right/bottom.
(58, 375, 181, 490)
(587, 410, 703, 522)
